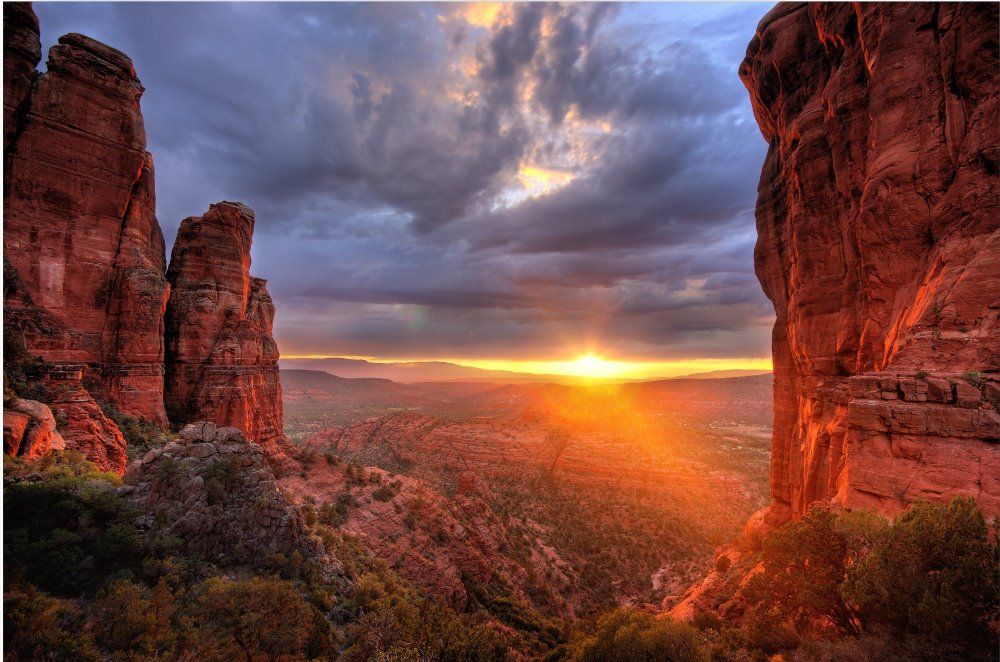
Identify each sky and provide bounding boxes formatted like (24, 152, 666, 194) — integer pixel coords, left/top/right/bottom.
(36, 2, 776, 378)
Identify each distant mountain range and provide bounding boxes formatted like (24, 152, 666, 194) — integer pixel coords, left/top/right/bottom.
(279, 357, 770, 384)
(281, 368, 775, 432)
(671, 369, 773, 380)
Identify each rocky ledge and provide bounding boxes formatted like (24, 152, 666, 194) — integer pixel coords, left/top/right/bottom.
(121, 422, 321, 567)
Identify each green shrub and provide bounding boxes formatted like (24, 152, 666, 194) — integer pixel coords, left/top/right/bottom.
(469, 577, 564, 650)
(842, 498, 998, 650)
(98, 401, 171, 461)
(740, 498, 998, 657)
(742, 507, 863, 637)
(4, 467, 144, 595)
(186, 576, 330, 660)
(373, 480, 402, 502)
(3, 320, 48, 405)
(561, 608, 707, 662)
(319, 498, 349, 527)
(89, 579, 177, 659)
(202, 456, 240, 506)
(4, 450, 120, 484)
(961, 370, 984, 389)
(343, 571, 510, 661)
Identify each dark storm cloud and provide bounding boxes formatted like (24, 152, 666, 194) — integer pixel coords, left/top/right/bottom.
(34, 2, 774, 362)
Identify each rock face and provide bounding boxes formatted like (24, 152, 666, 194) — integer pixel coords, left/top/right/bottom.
(121, 423, 320, 566)
(164, 202, 286, 454)
(3, 6, 288, 469)
(3, 13, 170, 425)
(41, 365, 129, 474)
(740, 3, 1000, 523)
(3, 3, 39, 163)
(3, 398, 65, 460)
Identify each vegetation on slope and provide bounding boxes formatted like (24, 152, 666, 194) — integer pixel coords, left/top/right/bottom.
(4, 442, 997, 661)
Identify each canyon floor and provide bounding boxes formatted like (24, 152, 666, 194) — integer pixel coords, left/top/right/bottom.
(279, 370, 773, 620)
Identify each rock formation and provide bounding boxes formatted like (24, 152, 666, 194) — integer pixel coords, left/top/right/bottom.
(3, 5, 288, 468)
(42, 365, 129, 474)
(3, 3, 39, 164)
(164, 202, 286, 455)
(3, 398, 65, 460)
(741, 3, 999, 525)
(121, 423, 320, 565)
(3, 12, 170, 425)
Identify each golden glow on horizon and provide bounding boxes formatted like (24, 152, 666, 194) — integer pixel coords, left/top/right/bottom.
(281, 353, 773, 380)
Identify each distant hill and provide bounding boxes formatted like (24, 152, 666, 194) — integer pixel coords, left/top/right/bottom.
(281, 357, 771, 384)
(281, 368, 774, 432)
(279, 357, 629, 384)
(671, 369, 772, 380)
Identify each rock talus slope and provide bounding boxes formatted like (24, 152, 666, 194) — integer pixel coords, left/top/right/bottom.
(741, 3, 999, 525)
(122, 423, 322, 565)
(164, 202, 286, 455)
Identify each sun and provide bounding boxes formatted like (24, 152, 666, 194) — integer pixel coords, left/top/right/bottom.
(569, 353, 620, 379)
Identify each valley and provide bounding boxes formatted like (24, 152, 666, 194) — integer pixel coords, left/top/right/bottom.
(280, 370, 773, 619)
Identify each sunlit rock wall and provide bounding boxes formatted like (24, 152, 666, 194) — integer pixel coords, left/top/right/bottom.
(741, 2, 999, 523)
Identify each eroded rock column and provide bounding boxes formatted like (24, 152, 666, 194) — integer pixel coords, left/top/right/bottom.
(164, 202, 286, 454)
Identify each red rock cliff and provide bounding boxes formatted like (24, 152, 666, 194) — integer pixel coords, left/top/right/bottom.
(164, 202, 286, 454)
(741, 3, 999, 524)
(3, 9, 170, 425)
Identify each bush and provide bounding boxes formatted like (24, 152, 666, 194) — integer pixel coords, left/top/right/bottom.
(469, 577, 564, 650)
(3, 450, 120, 484)
(742, 507, 862, 637)
(202, 456, 240, 506)
(4, 581, 100, 661)
(89, 579, 177, 660)
(961, 370, 985, 389)
(342, 571, 511, 661)
(3, 320, 48, 405)
(741, 498, 998, 658)
(98, 401, 171, 461)
(373, 480, 402, 502)
(4, 464, 144, 595)
(842, 498, 998, 651)
(561, 608, 707, 662)
(187, 576, 330, 661)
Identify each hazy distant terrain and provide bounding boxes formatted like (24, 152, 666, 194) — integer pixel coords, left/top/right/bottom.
(281, 369, 774, 614)
(282, 368, 773, 436)
(279, 357, 771, 384)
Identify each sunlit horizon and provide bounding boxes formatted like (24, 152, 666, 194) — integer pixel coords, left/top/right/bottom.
(281, 352, 772, 380)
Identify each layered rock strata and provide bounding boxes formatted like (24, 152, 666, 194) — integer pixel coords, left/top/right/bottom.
(741, 2, 1000, 525)
(3, 14, 169, 425)
(3, 3, 39, 164)
(3, 5, 288, 468)
(164, 202, 286, 455)
(42, 365, 129, 474)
